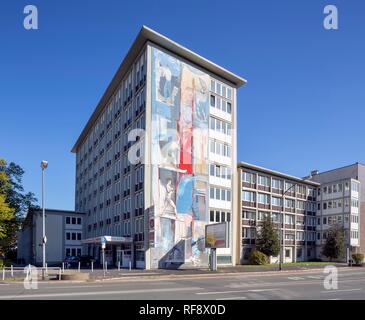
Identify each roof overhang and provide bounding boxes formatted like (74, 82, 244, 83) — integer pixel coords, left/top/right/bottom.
(71, 25, 247, 153)
(81, 236, 133, 245)
(238, 161, 321, 187)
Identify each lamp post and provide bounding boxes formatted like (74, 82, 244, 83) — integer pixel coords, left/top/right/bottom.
(40, 160, 48, 279)
(279, 182, 297, 271)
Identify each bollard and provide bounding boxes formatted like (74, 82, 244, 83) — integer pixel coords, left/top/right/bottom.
(91, 261, 94, 273)
(118, 261, 120, 271)
(129, 261, 131, 271)
(58, 268, 62, 280)
(62, 262, 64, 274)
(45, 263, 48, 273)
(78, 261, 81, 273)
(105, 261, 108, 272)
(11, 265, 14, 277)
(2, 268, 4, 281)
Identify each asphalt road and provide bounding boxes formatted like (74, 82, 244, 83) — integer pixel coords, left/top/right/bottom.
(1, 267, 365, 300)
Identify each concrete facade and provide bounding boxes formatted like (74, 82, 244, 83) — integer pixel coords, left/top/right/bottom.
(309, 163, 365, 260)
(71, 26, 246, 269)
(17, 209, 84, 266)
(237, 162, 319, 264)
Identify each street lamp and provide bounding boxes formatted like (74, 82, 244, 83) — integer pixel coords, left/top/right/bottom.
(40, 160, 48, 279)
(279, 182, 297, 271)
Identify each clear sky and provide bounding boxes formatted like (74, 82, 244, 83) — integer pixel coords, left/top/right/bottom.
(1, 0, 364, 210)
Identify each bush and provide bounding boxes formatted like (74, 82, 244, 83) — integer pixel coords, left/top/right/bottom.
(0, 259, 11, 268)
(248, 250, 269, 265)
(352, 253, 364, 265)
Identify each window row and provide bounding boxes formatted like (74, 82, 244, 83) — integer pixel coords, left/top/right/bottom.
(210, 79, 232, 100)
(209, 210, 231, 223)
(66, 232, 82, 241)
(209, 117, 232, 136)
(66, 217, 82, 225)
(209, 139, 232, 157)
(210, 95, 232, 114)
(209, 164, 232, 180)
(210, 187, 232, 201)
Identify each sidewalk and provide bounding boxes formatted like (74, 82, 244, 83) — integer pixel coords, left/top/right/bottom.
(87, 262, 349, 280)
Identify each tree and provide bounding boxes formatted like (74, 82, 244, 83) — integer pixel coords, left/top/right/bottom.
(0, 158, 38, 255)
(256, 215, 280, 257)
(322, 225, 345, 261)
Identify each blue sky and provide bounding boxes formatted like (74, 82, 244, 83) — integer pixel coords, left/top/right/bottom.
(0, 0, 364, 210)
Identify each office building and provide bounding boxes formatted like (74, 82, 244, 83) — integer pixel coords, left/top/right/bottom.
(17, 208, 84, 265)
(237, 162, 319, 264)
(309, 163, 365, 261)
(71, 26, 246, 269)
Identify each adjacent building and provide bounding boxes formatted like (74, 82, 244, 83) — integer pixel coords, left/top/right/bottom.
(71, 26, 246, 269)
(309, 163, 365, 261)
(237, 162, 319, 264)
(17, 209, 84, 266)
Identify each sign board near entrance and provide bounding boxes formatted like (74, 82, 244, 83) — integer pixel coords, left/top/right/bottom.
(205, 222, 229, 248)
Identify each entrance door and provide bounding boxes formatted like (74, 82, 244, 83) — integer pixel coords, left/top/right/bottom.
(122, 250, 131, 268)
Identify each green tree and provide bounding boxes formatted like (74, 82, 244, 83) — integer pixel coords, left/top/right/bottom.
(322, 225, 345, 261)
(0, 158, 38, 255)
(256, 215, 280, 257)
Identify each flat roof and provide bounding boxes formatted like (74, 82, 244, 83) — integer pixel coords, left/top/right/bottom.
(71, 25, 247, 153)
(309, 162, 365, 177)
(238, 162, 320, 186)
(32, 208, 85, 215)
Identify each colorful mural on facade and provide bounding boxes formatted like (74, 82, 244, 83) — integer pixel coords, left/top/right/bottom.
(150, 47, 210, 268)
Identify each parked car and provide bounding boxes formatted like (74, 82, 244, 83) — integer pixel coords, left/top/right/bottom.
(79, 255, 95, 267)
(63, 256, 79, 268)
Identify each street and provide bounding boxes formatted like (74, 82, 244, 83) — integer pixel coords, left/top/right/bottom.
(1, 267, 365, 300)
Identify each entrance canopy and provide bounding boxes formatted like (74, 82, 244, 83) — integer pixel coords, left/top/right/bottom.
(81, 236, 133, 245)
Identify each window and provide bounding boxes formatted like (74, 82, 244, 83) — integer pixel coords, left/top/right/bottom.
(258, 211, 269, 220)
(351, 199, 359, 208)
(284, 214, 295, 225)
(352, 182, 359, 192)
(242, 227, 255, 239)
(284, 199, 295, 208)
(271, 197, 282, 206)
(242, 171, 255, 184)
(258, 175, 269, 187)
(285, 182, 295, 192)
(77, 233, 82, 241)
(242, 211, 255, 220)
(72, 217, 76, 224)
(77, 217, 82, 225)
(66, 248, 71, 257)
(258, 193, 269, 204)
(285, 249, 291, 258)
(242, 191, 255, 202)
(296, 232, 305, 241)
(296, 200, 305, 210)
(345, 182, 350, 191)
(66, 217, 71, 224)
(66, 232, 70, 240)
(272, 178, 283, 190)
(272, 212, 281, 222)
(323, 217, 327, 225)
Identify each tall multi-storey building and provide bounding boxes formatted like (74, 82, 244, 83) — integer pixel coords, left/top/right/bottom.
(309, 163, 365, 261)
(237, 162, 319, 264)
(71, 26, 246, 269)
